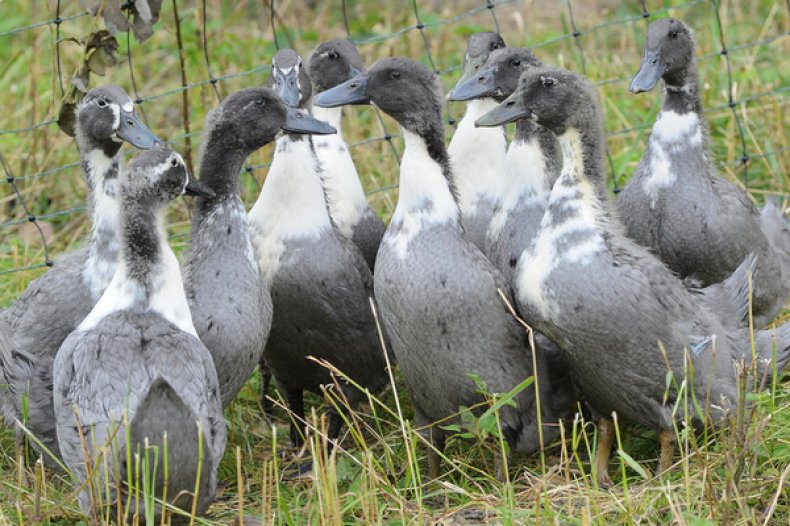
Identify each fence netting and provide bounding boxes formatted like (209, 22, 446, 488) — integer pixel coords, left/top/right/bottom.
(1, 0, 788, 298)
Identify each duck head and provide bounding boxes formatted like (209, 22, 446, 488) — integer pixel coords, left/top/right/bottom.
(77, 84, 160, 152)
(447, 32, 505, 100)
(629, 18, 695, 93)
(267, 49, 312, 108)
(475, 66, 597, 136)
(449, 46, 541, 102)
(205, 87, 335, 153)
(126, 146, 214, 203)
(315, 57, 443, 136)
(308, 39, 365, 93)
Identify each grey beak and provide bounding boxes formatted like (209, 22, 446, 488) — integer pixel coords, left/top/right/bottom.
(184, 171, 215, 198)
(282, 107, 336, 135)
(629, 47, 665, 93)
(272, 67, 302, 108)
(116, 111, 161, 149)
(314, 75, 370, 108)
(448, 55, 490, 101)
(449, 63, 496, 101)
(475, 92, 529, 127)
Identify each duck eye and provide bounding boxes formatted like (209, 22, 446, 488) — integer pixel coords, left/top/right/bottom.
(170, 158, 179, 167)
(540, 76, 555, 87)
(669, 30, 679, 39)
(97, 99, 108, 107)
(255, 99, 265, 106)
(327, 51, 338, 60)
(511, 59, 521, 67)
(390, 70, 401, 80)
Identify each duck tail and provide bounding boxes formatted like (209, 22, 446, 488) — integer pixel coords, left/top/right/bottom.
(0, 316, 33, 423)
(760, 199, 790, 279)
(692, 252, 757, 329)
(128, 378, 215, 516)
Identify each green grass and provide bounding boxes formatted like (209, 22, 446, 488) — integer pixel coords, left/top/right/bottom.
(1, 0, 789, 523)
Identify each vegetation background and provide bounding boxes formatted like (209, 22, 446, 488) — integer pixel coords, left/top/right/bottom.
(0, 0, 788, 524)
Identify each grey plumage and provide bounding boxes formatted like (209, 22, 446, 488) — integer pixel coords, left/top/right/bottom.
(54, 147, 225, 521)
(0, 85, 157, 464)
(618, 18, 789, 327)
(487, 67, 790, 477)
(184, 89, 288, 406)
(251, 57, 385, 449)
(309, 39, 386, 270)
(316, 58, 578, 473)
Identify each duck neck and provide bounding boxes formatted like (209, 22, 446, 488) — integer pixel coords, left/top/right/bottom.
(194, 130, 249, 208)
(449, 98, 507, 211)
(511, 119, 562, 192)
(249, 134, 332, 238)
(392, 127, 458, 225)
(81, 196, 196, 336)
(80, 143, 123, 300)
(661, 60, 702, 115)
(311, 105, 343, 136)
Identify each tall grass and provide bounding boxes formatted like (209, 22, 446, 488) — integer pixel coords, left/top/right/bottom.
(1, 0, 789, 524)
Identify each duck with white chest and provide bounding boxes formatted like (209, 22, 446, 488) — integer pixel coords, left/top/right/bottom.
(477, 66, 790, 485)
(618, 18, 789, 327)
(308, 39, 386, 271)
(0, 85, 159, 464)
(250, 49, 389, 467)
(53, 147, 225, 521)
(451, 46, 560, 284)
(447, 32, 508, 252)
(316, 57, 575, 479)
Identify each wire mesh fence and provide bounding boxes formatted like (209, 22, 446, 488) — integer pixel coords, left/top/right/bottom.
(0, 0, 788, 297)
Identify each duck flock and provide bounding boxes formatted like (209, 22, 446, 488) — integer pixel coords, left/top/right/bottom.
(2, 17, 790, 520)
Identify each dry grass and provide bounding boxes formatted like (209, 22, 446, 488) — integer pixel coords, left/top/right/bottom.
(1, 0, 789, 524)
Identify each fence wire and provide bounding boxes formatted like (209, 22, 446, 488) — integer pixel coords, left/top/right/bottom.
(0, 0, 788, 283)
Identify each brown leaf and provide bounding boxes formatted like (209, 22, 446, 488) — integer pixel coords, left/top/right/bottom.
(57, 102, 78, 137)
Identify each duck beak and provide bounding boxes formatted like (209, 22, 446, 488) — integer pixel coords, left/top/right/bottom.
(314, 75, 369, 107)
(271, 67, 302, 108)
(282, 107, 336, 135)
(475, 92, 528, 127)
(448, 63, 496, 101)
(116, 111, 161, 149)
(184, 171, 216, 198)
(628, 47, 664, 93)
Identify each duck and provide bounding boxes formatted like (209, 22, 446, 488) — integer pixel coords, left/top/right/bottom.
(446, 32, 508, 252)
(618, 18, 789, 328)
(0, 85, 159, 464)
(315, 57, 575, 478)
(475, 66, 790, 485)
(308, 39, 386, 271)
(183, 87, 324, 407)
(53, 146, 225, 521)
(249, 49, 389, 462)
(449, 46, 558, 284)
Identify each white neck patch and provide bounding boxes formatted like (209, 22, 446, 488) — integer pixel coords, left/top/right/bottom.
(83, 150, 121, 300)
(386, 129, 458, 259)
(249, 135, 331, 282)
(487, 137, 550, 240)
(516, 128, 605, 319)
(642, 110, 702, 207)
(311, 106, 370, 238)
(448, 98, 508, 215)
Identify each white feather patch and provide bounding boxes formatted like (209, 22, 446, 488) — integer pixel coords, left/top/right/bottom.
(386, 129, 458, 259)
(311, 105, 369, 239)
(249, 135, 331, 282)
(516, 128, 605, 319)
(487, 137, 549, 240)
(448, 98, 508, 217)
